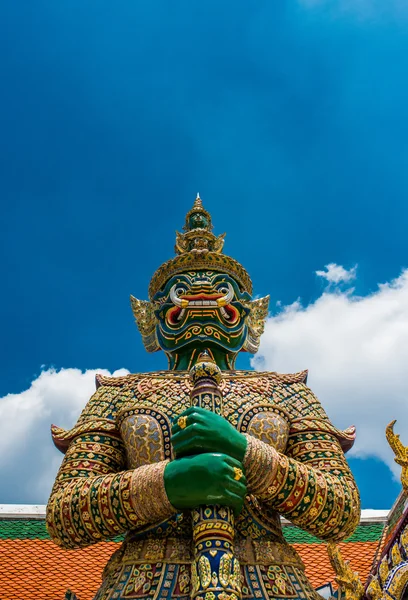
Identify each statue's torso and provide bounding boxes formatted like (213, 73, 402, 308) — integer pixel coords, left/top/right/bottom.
(92, 371, 323, 600)
(117, 372, 290, 542)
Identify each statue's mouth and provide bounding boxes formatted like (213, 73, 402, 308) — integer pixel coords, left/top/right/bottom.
(170, 283, 234, 307)
(176, 293, 223, 306)
(166, 303, 240, 326)
(166, 284, 240, 326)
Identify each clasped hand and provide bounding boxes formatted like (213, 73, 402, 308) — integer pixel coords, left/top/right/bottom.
(164, 407, 248, 514)
(172, 406, 247, 461)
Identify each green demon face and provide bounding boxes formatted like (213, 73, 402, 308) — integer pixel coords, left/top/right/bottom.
(153, 271, 251, 356)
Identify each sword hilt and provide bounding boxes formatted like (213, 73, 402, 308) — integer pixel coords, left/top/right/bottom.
(189, 350, 242, 600)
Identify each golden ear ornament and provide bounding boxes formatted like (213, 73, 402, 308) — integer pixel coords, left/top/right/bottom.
(242, 295, 270, 354)
(130, 295, 160, 353)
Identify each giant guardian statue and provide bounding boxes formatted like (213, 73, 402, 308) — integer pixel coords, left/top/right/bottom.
(47, 196, 360, 600)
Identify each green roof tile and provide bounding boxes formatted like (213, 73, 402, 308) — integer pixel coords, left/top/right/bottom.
(0, 519, 49, 539)
(283, 523, 385, 544)
(0, 518, 385, 544)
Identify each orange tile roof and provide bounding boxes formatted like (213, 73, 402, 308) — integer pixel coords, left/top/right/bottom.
(294, 541, 381, 590)
(0, 511, 388, 599)
(0, 539, 116, 600)
(0, 537, 382, 599)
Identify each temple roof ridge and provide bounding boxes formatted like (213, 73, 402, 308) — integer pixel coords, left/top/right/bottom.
(0, 504, 47, 519)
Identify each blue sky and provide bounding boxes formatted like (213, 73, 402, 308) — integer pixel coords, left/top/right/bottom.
(1, 1, 408, 509)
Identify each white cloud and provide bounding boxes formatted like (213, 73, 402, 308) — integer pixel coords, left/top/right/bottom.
(252, 268, 408, 477)
(316, 263, 357, 285)
(0, 367, 128, 503)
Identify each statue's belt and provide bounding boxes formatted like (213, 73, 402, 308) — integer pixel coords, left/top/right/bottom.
(116, 535, 304, 569)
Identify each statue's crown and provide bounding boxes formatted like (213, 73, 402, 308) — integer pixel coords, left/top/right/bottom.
(148, 195, 253, 299)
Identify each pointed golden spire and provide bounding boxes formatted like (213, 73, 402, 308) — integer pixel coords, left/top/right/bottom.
(183, 193, 213, 232)
(193, 193, 205, 213)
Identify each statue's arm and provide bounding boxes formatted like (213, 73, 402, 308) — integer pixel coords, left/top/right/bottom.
(46, 430, 176, 549)
(243, 422, 360, 542)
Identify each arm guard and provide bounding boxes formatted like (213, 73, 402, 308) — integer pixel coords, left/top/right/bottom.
(46, 383, 176, 549)
(243, 418, 360, 542)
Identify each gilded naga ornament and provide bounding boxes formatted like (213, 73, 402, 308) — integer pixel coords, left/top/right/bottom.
(46, 195, 360, 600)
(327, 543, 364, 600)
(386, 420, 408, 491)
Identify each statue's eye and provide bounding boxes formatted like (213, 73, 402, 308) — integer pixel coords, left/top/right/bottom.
(175, 288, 186, 296)
(218, 286, 229, 295)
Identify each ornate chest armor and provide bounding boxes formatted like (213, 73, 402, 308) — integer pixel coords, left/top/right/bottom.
(116, 374, 291, 546)
(48, 370, 358, 600)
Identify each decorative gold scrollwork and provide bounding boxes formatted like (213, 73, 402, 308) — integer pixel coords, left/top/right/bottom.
(366, 576, 383, 600)
(386, 420, 408, 491)
(130, 295, 160, 352)
(198, 555, 212, 590)
(379, 556, 389, 587)
(327, 543, 364, 600)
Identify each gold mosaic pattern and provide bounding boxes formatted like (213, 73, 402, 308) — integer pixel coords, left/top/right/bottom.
(148, 252, 253, 299)
(243, 426, 360, 542)
(244, 411, 289, 453)
(119, 413, 167, 468)
(46, 431, 176, 549)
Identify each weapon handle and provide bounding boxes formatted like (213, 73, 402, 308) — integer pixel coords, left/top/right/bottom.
(189, 351, 242, 600)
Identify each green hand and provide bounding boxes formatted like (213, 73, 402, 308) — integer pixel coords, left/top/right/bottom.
(164, 453, 247, 515)
(171, 406, 247, 461)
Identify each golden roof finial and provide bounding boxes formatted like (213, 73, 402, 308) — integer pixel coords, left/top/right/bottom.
(386, 420, 408, 490)
(327, 543, 364, 600)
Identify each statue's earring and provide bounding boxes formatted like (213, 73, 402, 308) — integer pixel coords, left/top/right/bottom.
(242, 295, 270, 354)
(130, 296, 161, 353)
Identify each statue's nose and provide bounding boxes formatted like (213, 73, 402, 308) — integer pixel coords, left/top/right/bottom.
(192, 280, 211, 289)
